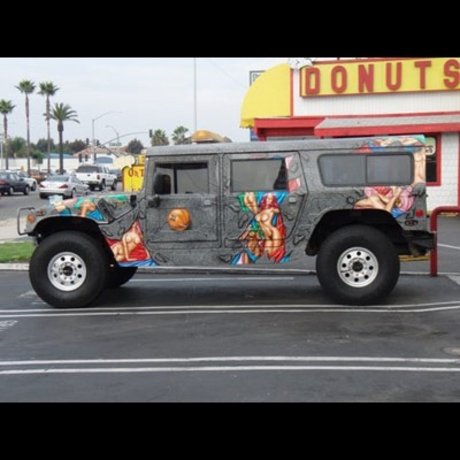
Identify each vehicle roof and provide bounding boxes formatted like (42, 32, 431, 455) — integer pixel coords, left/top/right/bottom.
(145, 136, 426, 157)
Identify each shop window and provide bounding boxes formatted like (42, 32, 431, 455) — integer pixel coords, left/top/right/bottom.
(425, 136, 439, 185)
(231, 159, 288, 192)
(154, 162, 209, 194)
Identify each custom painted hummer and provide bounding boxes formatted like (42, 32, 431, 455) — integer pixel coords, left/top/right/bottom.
(18, 136, 435, 308)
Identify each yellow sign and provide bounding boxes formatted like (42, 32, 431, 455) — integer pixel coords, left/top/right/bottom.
(300, 58, 460, 97)
(122, 165, 144, 192)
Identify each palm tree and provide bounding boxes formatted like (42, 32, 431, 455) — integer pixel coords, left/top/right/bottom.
(38, 81, 59, 173)
(49, 103, 79, 173)
(151, 129, 169, 146)
(0, 99, 15, 169)
(171, 126, 189, 145)
(16, 80, 36, 173)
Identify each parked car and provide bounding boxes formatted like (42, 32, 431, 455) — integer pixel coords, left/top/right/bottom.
(75, 164, 117, 191)
(0, 171, 31, 195)
(12, 170, 38, 191)
(19, 135, 435, 308)
(29, 169, 48, 184)
(39, 174, 89, 199)
(109, 168, 122, 183)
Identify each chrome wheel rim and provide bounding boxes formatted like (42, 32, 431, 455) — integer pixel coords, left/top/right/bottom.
(337, 246, 379, 288)
(47, 252, 87, 292)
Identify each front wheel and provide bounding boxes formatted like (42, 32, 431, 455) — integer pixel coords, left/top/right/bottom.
(316, 225, 400, 305)
(29, 231, 108, 308)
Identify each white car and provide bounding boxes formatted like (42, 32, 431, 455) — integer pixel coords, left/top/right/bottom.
(39, 174, 89, 199)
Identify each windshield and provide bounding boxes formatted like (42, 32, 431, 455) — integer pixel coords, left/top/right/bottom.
(47, 176, 69, 182)
(76, 166, 99, 173)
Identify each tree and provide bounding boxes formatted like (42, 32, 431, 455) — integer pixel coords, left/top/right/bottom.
(35, 137, 55, 153)
(68, 139, 87, 154)
(127, 138, 144, 155)
(50, 103, 79, 173)
(16, 79, 36, 173)
(0, 99, 15, 169)
(150, 129, 169, 146)
(171, 126, 189, 145)
(38, 81, 59, 173)
(7, 136, 27, 157)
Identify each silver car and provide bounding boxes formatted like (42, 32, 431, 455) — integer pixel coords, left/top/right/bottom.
(39, 174, 89, 199)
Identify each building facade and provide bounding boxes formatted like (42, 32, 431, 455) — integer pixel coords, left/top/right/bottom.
(240, 58, 460, 209)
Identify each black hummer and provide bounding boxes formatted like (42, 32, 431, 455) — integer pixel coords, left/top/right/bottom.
(18, 135, 434, 308)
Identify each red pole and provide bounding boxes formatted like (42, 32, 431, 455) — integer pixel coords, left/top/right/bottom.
(430, 207, 460, 277)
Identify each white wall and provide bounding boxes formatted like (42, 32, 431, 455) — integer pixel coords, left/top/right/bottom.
(427, 133, 459, 209)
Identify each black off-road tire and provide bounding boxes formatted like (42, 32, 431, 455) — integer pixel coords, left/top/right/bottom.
(106, 266, 138, 289)
(316, 225, 400, 305)
(29, 231, 109, 308)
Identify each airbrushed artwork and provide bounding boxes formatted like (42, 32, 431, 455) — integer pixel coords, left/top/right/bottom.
(106, 220, 157, 267)
(231, 191, 290, 265)
(353, 136, 428, 218)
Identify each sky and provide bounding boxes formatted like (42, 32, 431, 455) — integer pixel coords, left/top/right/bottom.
(0, 58, 290, 147)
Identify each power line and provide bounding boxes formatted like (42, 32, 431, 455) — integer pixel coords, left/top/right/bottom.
(205, 59, 247, 89)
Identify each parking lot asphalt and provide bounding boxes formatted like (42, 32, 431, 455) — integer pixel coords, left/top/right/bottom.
(1, 271, 460, 402)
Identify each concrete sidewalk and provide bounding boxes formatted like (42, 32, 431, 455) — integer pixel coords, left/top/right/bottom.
(0, 218, 30, 243)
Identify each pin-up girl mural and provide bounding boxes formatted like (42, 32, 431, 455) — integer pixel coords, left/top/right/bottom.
(231, 191, 289, 265)
(106, 221, 158, 267)
(354, 136, 427, 218)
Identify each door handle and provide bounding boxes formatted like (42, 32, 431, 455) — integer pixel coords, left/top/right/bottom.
(203, 199, 212, 207)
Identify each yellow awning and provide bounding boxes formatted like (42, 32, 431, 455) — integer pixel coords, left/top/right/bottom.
(240, 63, 291, 129)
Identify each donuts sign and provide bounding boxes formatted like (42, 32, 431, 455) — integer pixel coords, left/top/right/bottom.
(300, 58, 460, 97)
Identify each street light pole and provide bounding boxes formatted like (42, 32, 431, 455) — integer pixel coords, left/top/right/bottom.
(0, 134, 3, 170)
(106, 125, 120, 145)
(193, 57, 197, 132)
(92, 111, 119, 163)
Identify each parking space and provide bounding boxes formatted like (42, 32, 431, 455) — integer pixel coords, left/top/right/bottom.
(1, 271, 460, 401)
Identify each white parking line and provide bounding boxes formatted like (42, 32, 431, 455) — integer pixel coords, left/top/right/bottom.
(1, 355, 460, 375)
(1, 303, 460, 319)
(0, 320, 17, 332)
(439, 244, 460, 251)
(2, 365, 460, 376)
(1, 355, 459, 366)
(2, 300, 460, 314)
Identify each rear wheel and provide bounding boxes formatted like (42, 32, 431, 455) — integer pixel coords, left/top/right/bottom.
(29, 231, 108, 308)
(316, 225, 400, 305)
(7, 186, 13, 196)
(106, 266, 138, 288)
(23, 186, 30, 196)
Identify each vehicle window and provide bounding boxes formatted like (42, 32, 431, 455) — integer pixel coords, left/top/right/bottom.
(76, 166, 99, 173)
(231, 159, 288, 192)
(367, 155, 413, 185)
(47, 176, 69, 182)
(319, 154, 413, 186)
(154, 162, 208, 194)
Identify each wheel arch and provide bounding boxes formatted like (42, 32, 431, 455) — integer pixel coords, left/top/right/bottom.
(32, 217, 116, 264)
(306, 209, 408, 256)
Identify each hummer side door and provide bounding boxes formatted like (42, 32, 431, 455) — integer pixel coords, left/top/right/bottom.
(221, 152, 307, 265)
(144, 155, 220, 265)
